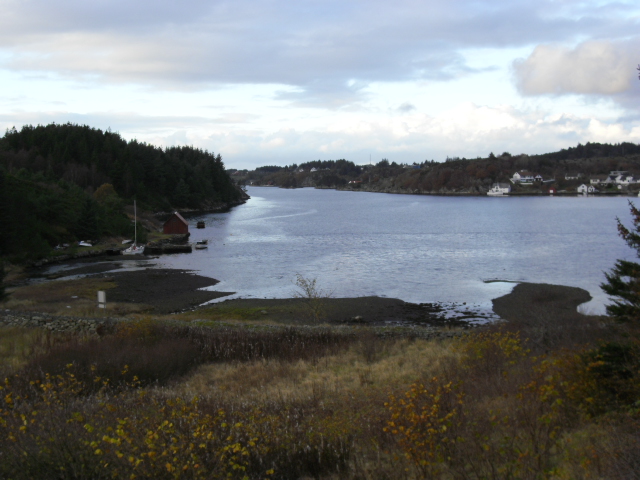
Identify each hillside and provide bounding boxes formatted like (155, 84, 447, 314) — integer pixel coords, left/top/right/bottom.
(0, 123, 245, 260)
(236, 142, 640, 194)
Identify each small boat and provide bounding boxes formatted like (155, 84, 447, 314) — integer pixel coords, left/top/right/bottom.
(196, 221, 205, 229)
(78, 241, 92, 247)
(123, 200, 144, 255)
(195, 239, 208, 249)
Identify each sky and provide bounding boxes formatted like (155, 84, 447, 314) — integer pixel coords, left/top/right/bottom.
(1, 0, 639, 170)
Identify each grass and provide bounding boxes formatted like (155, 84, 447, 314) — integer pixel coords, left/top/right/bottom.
(3, 277, 150, 316)
(0, 311, 638, 479)
(177, 301, 325, 325)
(173, 336, 457, 406)
(0, 327, 50, 370)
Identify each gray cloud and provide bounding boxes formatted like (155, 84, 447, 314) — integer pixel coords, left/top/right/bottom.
(2, 0, 639, 109)
(398, 102, 416, 113)
(513, 39, 638, 96)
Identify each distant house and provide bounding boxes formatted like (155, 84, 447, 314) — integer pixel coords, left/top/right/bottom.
(163, 212, 189, 235)
(512, 171, 543, 184)
(564, 173, 581, 180)
(590, 171, 638, 186)
(610, 171, 636, 185)
(577, 184, 597, 194)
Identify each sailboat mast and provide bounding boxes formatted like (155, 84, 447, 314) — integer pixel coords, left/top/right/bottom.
(134, 200, 137, 244)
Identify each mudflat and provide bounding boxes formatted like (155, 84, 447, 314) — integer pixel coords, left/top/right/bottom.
(16, 260, 598, 325)
(492, 282, 593, 323)
(104, 269, 234, 314)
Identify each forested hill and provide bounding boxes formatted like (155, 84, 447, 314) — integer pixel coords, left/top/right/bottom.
(0, 123, 243, 260)
(0, 123, 242, 210)
(238, 142, 640, 194)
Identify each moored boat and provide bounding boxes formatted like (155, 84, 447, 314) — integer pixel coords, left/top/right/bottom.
(123, 200, 144, 255)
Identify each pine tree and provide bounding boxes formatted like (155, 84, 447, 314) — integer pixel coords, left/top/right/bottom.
(601, 201, 640, 322)
(75, 197, 99, 241)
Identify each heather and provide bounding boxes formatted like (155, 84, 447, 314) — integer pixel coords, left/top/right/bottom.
(1, 312, 639, 479)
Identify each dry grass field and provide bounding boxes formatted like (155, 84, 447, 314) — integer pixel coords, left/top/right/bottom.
(1, 309, 638, 479)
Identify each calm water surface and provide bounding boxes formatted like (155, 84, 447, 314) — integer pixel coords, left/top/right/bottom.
(153, 187, 635, 315)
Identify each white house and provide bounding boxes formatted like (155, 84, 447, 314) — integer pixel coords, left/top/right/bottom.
(512, 171, 536, 183)
(487, 183, 511, 196)
(590, 171, 638, 186)
(577, 184, 597, 194)
(611, 173, 636, 185)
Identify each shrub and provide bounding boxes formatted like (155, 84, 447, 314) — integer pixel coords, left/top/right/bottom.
(292, 274, 333, 323)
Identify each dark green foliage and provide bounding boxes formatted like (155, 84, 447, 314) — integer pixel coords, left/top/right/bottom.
(584, 342, 640, 410)
(255, 165, 285, 173)
(75, 197, 99, 241)
(0, 168, 9, 256)
(0, 262, 7, 302)
(538, 141, 640, 162)
(0, 171, 79, 259)
(602, 201, 640, 322)
(0, 123, 241, 259)
(0, 123, 241, 210)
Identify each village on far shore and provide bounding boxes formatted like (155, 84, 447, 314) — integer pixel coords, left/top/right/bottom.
(488, 170, 640, 196)
(228, 143, 640, 196)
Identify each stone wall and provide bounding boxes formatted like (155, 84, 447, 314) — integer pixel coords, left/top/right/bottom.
(1, 310, 469, 339)
(0, 310, 121, 335)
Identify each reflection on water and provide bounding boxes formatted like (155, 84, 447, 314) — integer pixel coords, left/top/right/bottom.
(147, 187, 635, 315)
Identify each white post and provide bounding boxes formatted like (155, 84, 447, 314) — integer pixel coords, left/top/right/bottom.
(98, 291, 106, 309)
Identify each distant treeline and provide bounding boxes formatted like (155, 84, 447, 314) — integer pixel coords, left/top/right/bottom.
(536, 142, 640, 161)
(242, 142, 640, 192)
(0, 123, 242, 260)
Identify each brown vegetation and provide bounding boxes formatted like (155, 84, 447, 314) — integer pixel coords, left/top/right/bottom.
(1, 310, 638, 479)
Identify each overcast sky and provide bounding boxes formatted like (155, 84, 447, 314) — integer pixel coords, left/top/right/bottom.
(1, 0, 639, 169)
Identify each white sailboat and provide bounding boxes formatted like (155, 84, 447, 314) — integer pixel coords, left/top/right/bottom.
(123, 200, 144, 255)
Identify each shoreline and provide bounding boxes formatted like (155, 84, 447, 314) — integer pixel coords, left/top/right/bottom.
(251, 184, 637, 198)
(3, 261, 601, 327)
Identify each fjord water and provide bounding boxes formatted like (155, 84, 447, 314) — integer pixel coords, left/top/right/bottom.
(158, 187, 635, 314)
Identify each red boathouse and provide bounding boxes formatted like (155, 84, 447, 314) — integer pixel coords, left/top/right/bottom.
(163, 212, 189, 234)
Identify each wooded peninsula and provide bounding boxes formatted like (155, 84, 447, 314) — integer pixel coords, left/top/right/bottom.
(0, 123, 244, 260)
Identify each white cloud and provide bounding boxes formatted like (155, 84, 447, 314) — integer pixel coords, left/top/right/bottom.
(2, 0, 639, 106)
(513, 40, 637, 95)
(1, 0, 640, 168)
